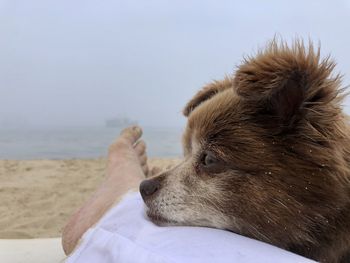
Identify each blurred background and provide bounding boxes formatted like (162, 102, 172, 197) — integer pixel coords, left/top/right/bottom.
(1, 0, 350, 158)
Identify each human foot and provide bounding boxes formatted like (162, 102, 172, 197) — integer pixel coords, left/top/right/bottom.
(62, 126, 148, 255)
(107, 126, 149, 182)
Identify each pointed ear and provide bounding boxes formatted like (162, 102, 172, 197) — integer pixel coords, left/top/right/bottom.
(183, 77, 233, 117)
(233, 41, 341, 132)
(260, 71, 306, 128)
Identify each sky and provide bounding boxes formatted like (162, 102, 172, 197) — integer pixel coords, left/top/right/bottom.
(0, 0, 350, 128)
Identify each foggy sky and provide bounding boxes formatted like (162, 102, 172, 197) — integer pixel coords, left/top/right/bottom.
(1, 0, 350, 128)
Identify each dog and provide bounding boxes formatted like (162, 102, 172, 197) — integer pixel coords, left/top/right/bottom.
(140, 41, 350, 263)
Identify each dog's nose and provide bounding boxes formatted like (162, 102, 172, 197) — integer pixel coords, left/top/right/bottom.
(139, 179, 160, 199)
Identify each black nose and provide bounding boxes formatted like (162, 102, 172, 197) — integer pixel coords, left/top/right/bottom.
(139, 179, 160, 199)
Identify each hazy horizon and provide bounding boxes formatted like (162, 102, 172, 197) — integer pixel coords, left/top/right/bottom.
(1, 0, 350, 129)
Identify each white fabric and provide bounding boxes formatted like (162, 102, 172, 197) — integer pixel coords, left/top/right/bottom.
(0, 238, 65, 263)
(66, 192, 316, 263)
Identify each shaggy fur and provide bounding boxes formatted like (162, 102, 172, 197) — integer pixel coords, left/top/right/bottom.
(140, 41, 350, 262)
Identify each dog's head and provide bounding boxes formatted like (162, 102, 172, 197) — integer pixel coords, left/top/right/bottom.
(140, 41, 350, 249)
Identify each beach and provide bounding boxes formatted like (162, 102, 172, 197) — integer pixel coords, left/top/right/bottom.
(0, 158, 180, 239)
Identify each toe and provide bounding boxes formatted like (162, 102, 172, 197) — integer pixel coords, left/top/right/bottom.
(142, 163, 149, 176)
(134, 140, 146, 155)
(108, 126, 142, 157)
(139, 153, 147, 165)
(120, 126, 142, 144)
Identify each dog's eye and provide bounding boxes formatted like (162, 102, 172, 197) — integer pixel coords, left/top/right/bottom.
(201, 152, 217, 167)
(198, 151, 227, 174)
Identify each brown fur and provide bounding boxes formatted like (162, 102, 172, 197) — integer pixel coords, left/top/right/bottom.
(183, 77, 234, 117)
(140, 40, 350, 262)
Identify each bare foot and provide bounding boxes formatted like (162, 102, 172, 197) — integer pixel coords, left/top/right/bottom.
(106, 126, 149, 183)
(62, 126, 148, 255)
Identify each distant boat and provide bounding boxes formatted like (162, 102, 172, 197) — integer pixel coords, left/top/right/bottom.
(105, 117, 138, 128)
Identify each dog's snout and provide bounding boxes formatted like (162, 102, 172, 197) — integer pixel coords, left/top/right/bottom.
(140, 179, 160, 200)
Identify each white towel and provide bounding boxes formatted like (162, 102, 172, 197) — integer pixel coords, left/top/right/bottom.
(66, 192, 316, 263)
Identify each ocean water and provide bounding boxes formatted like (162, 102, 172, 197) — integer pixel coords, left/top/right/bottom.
(0, 126, 184, 160)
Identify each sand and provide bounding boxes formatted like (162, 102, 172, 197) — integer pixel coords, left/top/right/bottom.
(0, 158, 180, 239)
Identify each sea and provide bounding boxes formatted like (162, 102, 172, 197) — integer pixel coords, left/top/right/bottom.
(0, 126, 184, 160)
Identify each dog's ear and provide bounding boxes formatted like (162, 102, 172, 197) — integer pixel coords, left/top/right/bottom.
(183, 77, 233, 117)
(233, 40, 341, 132)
